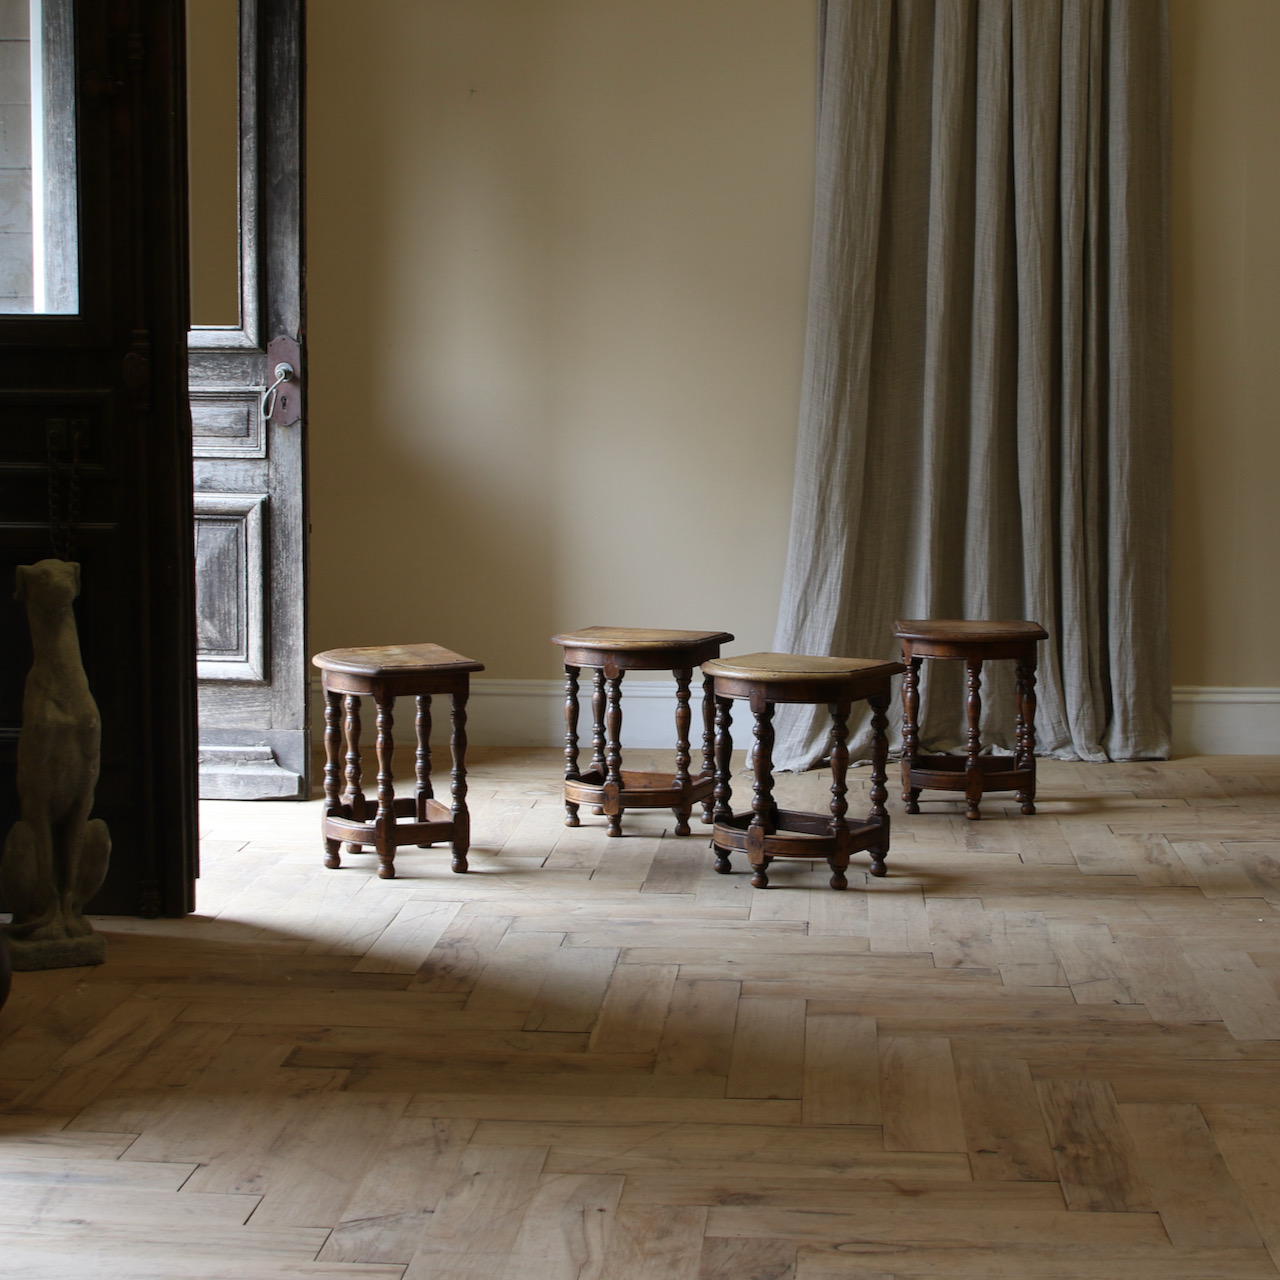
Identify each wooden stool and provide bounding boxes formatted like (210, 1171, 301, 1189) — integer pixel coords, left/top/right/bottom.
(701, 652, 905, 890)
(312, 643, 484, 878)
(893, 619, 1048, 821)
(552, 627, 733, 836)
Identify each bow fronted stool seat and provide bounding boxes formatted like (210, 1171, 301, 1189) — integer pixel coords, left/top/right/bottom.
(892, 619, 1048, 820)
(552, 626, 733, 837)
(313, 643, 484, 878)
(700, 652, 905, 890)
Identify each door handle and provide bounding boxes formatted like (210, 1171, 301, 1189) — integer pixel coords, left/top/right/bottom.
(261, 362, 294, 424)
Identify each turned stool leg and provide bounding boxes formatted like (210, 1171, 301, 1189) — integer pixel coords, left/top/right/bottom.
(589, 668, 607, 813)
(671, 667, 693, 836)
(603, 669, 625, 837)
(415, 695, 434, 846)
(343, 694, 366, 857)
(563, 665, 581, 827)
(901, 654, 922, 813)
(322, 688, 343, 868)
(867, 692, 891, 876)
(1015, 657, 1038, 815)
(450, 689, 470, 873)
(826, 700, 851, 891)
(374, 694, 397, 878)
(700, 673, 716, 824)
(711, 694, 734, 874)
(747, 693, 776, 889)
(964, 658, 984, 820)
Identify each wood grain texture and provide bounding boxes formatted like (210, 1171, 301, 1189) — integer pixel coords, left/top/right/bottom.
(3, 751, 1280, 1276)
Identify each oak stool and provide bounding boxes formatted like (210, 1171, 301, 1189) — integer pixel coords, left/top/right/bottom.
(552, 627, 733, 837)
(313, 643, 484, 878)
(893, 619, 1048, 821)
(701, 652, 905, 890)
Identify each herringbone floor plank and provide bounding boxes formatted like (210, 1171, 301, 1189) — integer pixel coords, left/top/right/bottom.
(2, 750, 1279, 1278)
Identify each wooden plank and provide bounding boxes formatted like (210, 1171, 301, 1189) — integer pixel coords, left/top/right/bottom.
(706, 1203, 1167, 1245)
(596, 1205, 707, 1280)
(727, 997, 807, 1100)
(1062, 821, 1133, 876)
(588, 963, 678, 1054)
(1117, 834, 1199, 887)
(801, 1013, 879, 1126)
(620, 1174, 1066, 1210)
(1045, 920, 1139, 1006)
(807, 888, 869, 938)
(792, 1243, 1279, 1278)
(0, 1154, 196, 1191)
(352, 899, 465, 975)
(866, 886, 931, 953)
(523, 946, 620, 1033)
(497, 1172, 625, 1280)
(1035, 1079, 1154, 1212)
(879, 1035, 967, 1153)
(643, 834, 713, 895)
(411, 912, 513, 993)
(320, 1117, 478, 1264)
(991, 909, 1066, 988)
(925, 897, 998, 969)
(1183, 949, 1280, 1040)
(463, 930, 567, 1012)
(122, 1038, 347, 1166)
(1203, 1103, 1280, 1269)
(699, 1236, 796, 1280)
(401, 1144, 548, 1276)
(1172, 841, 1263, 899)
(953, 1055, 1057, 1182)
(0, 1182, 260, 1228)
(0, 981, 136, 1084)
(237, 1092, 409, 1229)
(656, 978, 741, 1077)
(1119, 1102, 1264, 1249)
(1115, 935, 1222, 1024)
(404, 1095, 800, 1126)
(587, 835, 664, 890)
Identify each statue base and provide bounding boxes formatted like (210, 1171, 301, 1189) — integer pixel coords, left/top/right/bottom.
(4, 931, 106, 971)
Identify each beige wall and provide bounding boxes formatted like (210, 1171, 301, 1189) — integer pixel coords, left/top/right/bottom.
(307, 0, 815, 678)
(306, 0, 1279, 692)
(1170, 0, 1280, 688)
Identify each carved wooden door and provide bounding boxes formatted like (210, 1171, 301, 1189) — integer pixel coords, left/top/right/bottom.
(0, 0, 197, 915)
(189, 0, 308, 799)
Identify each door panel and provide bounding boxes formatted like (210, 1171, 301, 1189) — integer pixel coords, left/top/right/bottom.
(189, 0, 307, 801)
(194, 491, 266, 680)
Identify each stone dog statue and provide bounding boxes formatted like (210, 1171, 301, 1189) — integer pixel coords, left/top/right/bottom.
(2, 560, 110, 970)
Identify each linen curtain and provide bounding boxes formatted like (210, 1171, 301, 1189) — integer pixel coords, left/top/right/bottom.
(773, 0, 1171, 770)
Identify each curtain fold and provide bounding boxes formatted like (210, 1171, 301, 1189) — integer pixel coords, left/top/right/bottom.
(773, 0, 1171, 769)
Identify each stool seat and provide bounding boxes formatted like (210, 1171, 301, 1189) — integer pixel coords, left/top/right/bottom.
(703, 652, 900, 682)
(706, 651, 906, 890)
(893, 620, 1048, 642)
(892, 619, 1046, 820)
(313, 643, 484, 679)
(553, 626, 733, 836)
(553, 626, 732, 654)
(314, 642, 483, 878)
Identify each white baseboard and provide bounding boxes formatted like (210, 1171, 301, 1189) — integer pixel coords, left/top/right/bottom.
(1171, 686, 1280, 756)
(311, 678, 1280, 756)
(311, 676, 692, 749)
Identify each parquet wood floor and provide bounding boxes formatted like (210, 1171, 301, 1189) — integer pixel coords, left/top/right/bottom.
(3, 750, 1280, 1278)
